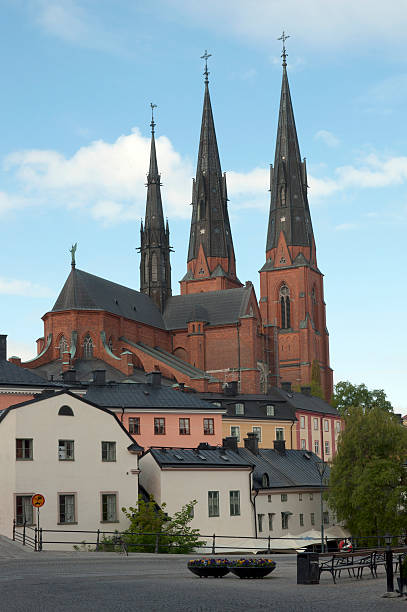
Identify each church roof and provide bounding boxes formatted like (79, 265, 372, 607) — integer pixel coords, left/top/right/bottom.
(163, 286, 252, 330)
(51, 267, 166, 329)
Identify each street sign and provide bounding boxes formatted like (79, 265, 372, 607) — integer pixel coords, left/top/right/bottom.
(32, 494, 45, 508)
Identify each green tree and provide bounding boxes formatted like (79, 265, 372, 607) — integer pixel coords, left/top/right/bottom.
(327, 406, 407, 543)
(310, 359, 324, 399)
(332, 381, 393, 417)
(122, 495, 203, 553)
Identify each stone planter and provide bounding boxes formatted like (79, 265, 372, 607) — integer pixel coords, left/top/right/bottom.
(187, 559, 230, 578)
(228, 559, 276, 579)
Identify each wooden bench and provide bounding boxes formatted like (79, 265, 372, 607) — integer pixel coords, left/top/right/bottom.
(319, 547, 407, 584)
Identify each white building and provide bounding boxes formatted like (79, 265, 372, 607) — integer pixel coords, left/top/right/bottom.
(0, 390, 142, 548)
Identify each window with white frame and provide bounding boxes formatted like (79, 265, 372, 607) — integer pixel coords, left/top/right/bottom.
(310, 493, 314, 501)
(324, 420, 329, 432)
(281, 493, 287, 502)
(59, 494, 76, 524)
(276, 428, 284, 441)
(208, 491, 219, 517)
(299, 493, 303, 501)
(268, 513, 274, 531)
(204, 418, 214, 435)
(230, 426, 240, 441)
(101, 441, 116, 462)
(252, 426, 262, 442)
(179, 418, 190, 435)
(266, 405, 275, 416)
(58, 440, 74, 461)
(335, 421, 341, 433)
(229, 491, 240, 516)
(310, 513, 315, 526)
(235, 403, 244, 415)
(15, 495, 33, 525)
(300, 416, 305, 429)
(281, 512, 290, 530)
(313, 418, 319, 430)
(16, 439, 33, 460)
(102, 493, 117, 522)
(258, 513, 264, 532)
(301, 439, 306, 450)
(325, 441, 330, 455)
(314, 440, 320, 455)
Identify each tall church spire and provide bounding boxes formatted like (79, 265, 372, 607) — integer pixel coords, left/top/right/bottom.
(266, 36, 315, 265)
(139, 104, 172, 312)
(182, 52, 241, 294)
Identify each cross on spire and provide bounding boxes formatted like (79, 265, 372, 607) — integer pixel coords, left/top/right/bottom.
(201, 49, 212, 83)
(278, 31, 290, 67)
(150, 103, 157, 134)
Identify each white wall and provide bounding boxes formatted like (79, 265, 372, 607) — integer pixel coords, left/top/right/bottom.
(0, 393, 139, 548)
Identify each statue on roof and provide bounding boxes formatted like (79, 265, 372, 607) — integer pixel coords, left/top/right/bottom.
(69, 242, 77, 268)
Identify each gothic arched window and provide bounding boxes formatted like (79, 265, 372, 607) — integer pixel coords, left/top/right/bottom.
(198, 199, 205, 221)
(280, 284, 291, 329)
(59, 336, 68, 359)
(151, 253, 158, 282)
(161, 253, 166, 282)
(312, 287, 318, 331)
(280, 184, 286, 206)
(83, 334, 93, 359)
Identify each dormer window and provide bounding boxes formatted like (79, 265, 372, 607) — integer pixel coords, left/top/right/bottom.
(266, 405, 275, 416)
(262, 473, 270, 488)
(235, 403, 244, 415)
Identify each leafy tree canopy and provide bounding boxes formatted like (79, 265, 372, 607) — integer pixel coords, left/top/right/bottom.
(332, 380, 393, 417)
(327, 406, 407, 542)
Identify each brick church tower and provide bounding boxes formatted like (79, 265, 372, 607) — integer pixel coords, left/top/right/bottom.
(139, 106, 172, 312)
(180, 56, 242, 295)
(259, 44, 333, 399)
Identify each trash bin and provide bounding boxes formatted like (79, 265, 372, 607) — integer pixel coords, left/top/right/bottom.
(297, 552, 320, 584)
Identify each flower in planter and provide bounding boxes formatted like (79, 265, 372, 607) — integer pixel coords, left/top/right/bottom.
(228, 558, 276, 568)
(188, 558, 229, 567)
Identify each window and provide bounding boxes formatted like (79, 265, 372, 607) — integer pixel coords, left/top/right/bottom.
(229, 491, 240, 516)
(323, 511, 329, 525)
(102, 493, 117, 522)
(83, 334, 93, 359)
(128, 417, 140, 435)
(300, 513, 304, 527)
(262, 473, 270, 488)
(324, 420, 329, 432)
(258, 513, 264, 532)
(301, 439, 306, 450)
(154, 418, 166, 435)
(230, 426, 240, 441)
(266, 405, 275, 416)
(310, 513, 315, 526)
(276, 428, 284, 441)
(268, 513, 274, 531)
(325, 441, 330, 455)
(299, 493, 303, 501)
(212, 402, 221, 408)
(268, 494, 272, 503)
(179, 418, 190, 435)
(58, 405, 74, 416)
(101, 441, 116, 462)
(16, 439, 33, 460)
(281, 493, 287, 502)
(235, 403, 244, 415)
(310, 493, 314, 501)
(279, 284, 291, 329)
(16, 496, 33, 526)
(208, 491, 219, 517)
(203, 418, 214, 435)
(314, 440, 320, 455)
(151, 253, 158, 282)
(281, 512, 290, 530)
(58, 440, 74, 461)
(335, 421, 341, 433)
(300, 416, 305, 429)
(59, 335, 68, 358)
(313, 418, 319, 430)
(59, 494, 76, 524)
(252, 426, 262, 442)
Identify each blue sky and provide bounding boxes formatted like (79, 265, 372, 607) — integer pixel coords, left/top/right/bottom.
(1, 0, 406, 411)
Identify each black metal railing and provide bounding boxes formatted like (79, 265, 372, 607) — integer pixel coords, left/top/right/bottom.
(12, 520, 38, 551)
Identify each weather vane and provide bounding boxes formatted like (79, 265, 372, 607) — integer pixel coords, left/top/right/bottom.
(201, 50, 212, 83)
(150, 103, 157, 133)
(278, 31, 290, 67)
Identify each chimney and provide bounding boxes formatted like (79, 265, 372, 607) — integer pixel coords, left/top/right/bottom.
(146, 369, 162, 388)
(244, 432, 259, 455)
(0, 335, 6, 361)
(224, 381, 238, 396)
(92, 370, 106, 386)
(223, 436, 238, 452)
(62, 369, 76, 385)
(281, 381, 292, 392)
(301, 386, 311, 396)
(273, 439, 286, 455)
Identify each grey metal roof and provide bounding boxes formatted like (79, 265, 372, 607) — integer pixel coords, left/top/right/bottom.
(275, 388, 339, 416)
(238, 447, 328, 489)
(163, 286, 251, 330)
(149, 447, 253, 468)
(198, 392, 297, 422)
(84, 383, 223, 410)
(0, 360, 58, 388)
(52, 268, 165, 329)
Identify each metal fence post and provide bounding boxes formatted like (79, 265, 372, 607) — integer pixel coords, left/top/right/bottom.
(385, 535, 394, 593)
(267, 535, 271, 554)
(212, 534, 216, 555)
(39, 528, 43, 551)
(23, 521, 26, 546)
(12, 519, 16, 542)
(96, 529, 100, 551)
(155, 532, 160, 553)
(34, 527, 38, 552)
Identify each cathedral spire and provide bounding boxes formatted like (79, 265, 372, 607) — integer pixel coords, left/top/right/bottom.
(182, 52, 240, 293)
(139, 105, 172, 312)
(266, 34, 315, 263)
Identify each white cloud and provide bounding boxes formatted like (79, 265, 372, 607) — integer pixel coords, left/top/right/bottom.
(315, 130, 340, 148)
(0, 277, 52, 298)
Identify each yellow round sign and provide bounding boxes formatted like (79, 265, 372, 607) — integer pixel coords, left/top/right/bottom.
(32, 494, 45, 508)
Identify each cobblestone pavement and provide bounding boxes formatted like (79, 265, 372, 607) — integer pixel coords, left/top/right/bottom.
(0, 545, 406, 611)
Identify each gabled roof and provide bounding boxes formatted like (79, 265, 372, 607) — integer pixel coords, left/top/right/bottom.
(198, 391, 297, 422)
(84, 383, 223, 410)
(275, 388, 339, 416)
(147, 447, 253, 468)
(0, 359, 58, 388)
(51, 267, 165, 329)
(163, 285, 252, 330)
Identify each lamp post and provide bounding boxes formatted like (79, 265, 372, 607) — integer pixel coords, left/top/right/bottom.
(384, 533, 394, 593)
(316, 460, 327, 554)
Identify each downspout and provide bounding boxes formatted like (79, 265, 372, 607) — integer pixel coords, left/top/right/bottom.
(249, 462, 258, 538)
(236, 322, 241, 391)
(290, 420, 295, 450)
(121, 405, 125, 424)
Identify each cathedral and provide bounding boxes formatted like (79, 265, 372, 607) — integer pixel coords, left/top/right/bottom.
(12, 50, 333, 399)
